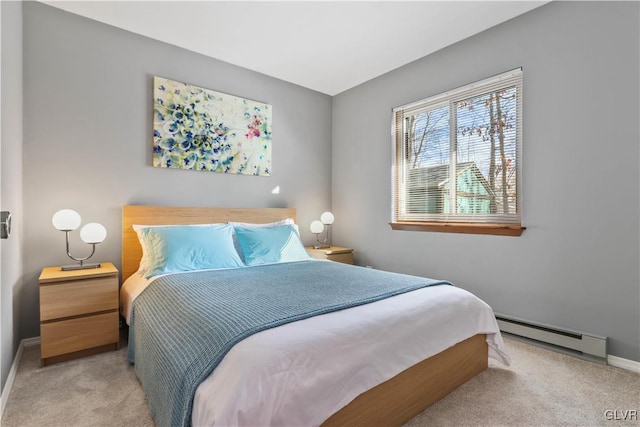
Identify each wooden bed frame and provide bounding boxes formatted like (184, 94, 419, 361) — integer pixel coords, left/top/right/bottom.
(121, 205, 488, 426)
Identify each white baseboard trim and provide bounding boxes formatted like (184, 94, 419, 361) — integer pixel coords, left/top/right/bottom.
(608, 354, 640, 373)
(1, 337, 40, 417)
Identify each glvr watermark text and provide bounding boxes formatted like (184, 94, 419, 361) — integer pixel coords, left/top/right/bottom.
(604, 409, 638, 421)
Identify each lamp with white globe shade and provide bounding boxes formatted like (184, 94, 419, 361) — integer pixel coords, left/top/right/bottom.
(52, 209, 107, 270)
(310, 211, 335, 249)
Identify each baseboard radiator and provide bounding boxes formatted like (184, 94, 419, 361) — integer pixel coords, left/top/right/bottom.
(495, 313, 607, 360)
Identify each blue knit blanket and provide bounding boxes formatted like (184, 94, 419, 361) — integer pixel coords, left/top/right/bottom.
(128, 260, 450, 427)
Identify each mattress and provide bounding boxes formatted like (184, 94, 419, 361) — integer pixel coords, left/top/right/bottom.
(121, 262, 510, 426)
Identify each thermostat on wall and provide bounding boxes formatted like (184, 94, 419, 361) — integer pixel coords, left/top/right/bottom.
(1, 211, 12, 239)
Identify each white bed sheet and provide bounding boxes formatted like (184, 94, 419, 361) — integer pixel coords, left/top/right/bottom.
(121, 265, 510, 427)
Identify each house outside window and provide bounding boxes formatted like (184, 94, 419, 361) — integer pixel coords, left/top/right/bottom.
(391, 68, 524, 236)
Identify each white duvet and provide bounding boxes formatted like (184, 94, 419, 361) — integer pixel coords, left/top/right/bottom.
(121, 264, 510, 427)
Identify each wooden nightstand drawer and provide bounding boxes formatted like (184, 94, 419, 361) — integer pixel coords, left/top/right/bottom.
(40, 311, 119, 358)
(325, 252, 354, 264)
(40, 276, 118, 321)
(306, 246, 354, 265)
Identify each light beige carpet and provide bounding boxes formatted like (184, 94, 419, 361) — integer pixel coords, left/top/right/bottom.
(2, 336, 638, 426)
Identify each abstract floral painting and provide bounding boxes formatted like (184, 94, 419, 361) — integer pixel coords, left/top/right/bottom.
(153, 76, 272, 176)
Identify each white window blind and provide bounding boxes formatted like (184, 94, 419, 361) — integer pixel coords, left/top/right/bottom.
(392, 68, 523, 226)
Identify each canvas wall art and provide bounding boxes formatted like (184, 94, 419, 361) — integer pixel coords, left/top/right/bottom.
(153, 76, 272, 176)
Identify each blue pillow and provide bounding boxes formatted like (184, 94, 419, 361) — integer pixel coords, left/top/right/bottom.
(138, 224, 243, 278)
(234, 224, 312, 266)
(229, 218, 296, 261)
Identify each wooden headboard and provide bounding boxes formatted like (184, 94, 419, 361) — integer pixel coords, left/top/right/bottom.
(122, 205, 297, 281)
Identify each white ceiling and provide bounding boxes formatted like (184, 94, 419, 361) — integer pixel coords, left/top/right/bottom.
(42, 1, 548, 95)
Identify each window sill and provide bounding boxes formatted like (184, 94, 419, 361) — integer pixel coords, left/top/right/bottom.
(389, 222, 525, 236)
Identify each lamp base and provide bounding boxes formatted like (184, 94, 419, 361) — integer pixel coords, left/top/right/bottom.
(312, 245, 330, 249)
(61, 262, 102, 271)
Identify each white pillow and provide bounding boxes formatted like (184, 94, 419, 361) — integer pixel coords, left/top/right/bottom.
(228, 218, 295, 228)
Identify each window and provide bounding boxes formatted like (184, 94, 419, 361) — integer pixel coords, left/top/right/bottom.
(391, 68, 524, 236)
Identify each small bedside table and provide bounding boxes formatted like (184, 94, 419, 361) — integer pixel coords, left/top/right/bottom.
(306, 246, 354, 265)
(39, 262, 120, 366)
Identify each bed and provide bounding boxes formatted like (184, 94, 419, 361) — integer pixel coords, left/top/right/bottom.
(121, 205, 510, 427)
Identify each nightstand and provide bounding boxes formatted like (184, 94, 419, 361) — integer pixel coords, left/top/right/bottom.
(306, 246, 354, 265)
(39, 262, 119, 366)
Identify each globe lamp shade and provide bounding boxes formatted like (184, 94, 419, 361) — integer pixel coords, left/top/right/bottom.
(320, 211, 335, 225)
(310, 220, 324, 234)
(52, 209, 82, 231)
(80, 223, 107, 244)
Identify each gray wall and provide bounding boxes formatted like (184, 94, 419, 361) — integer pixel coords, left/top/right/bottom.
(1, 1, 24, 392)
(332, 1, 639, 360)
(21, 3, 332, 339)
